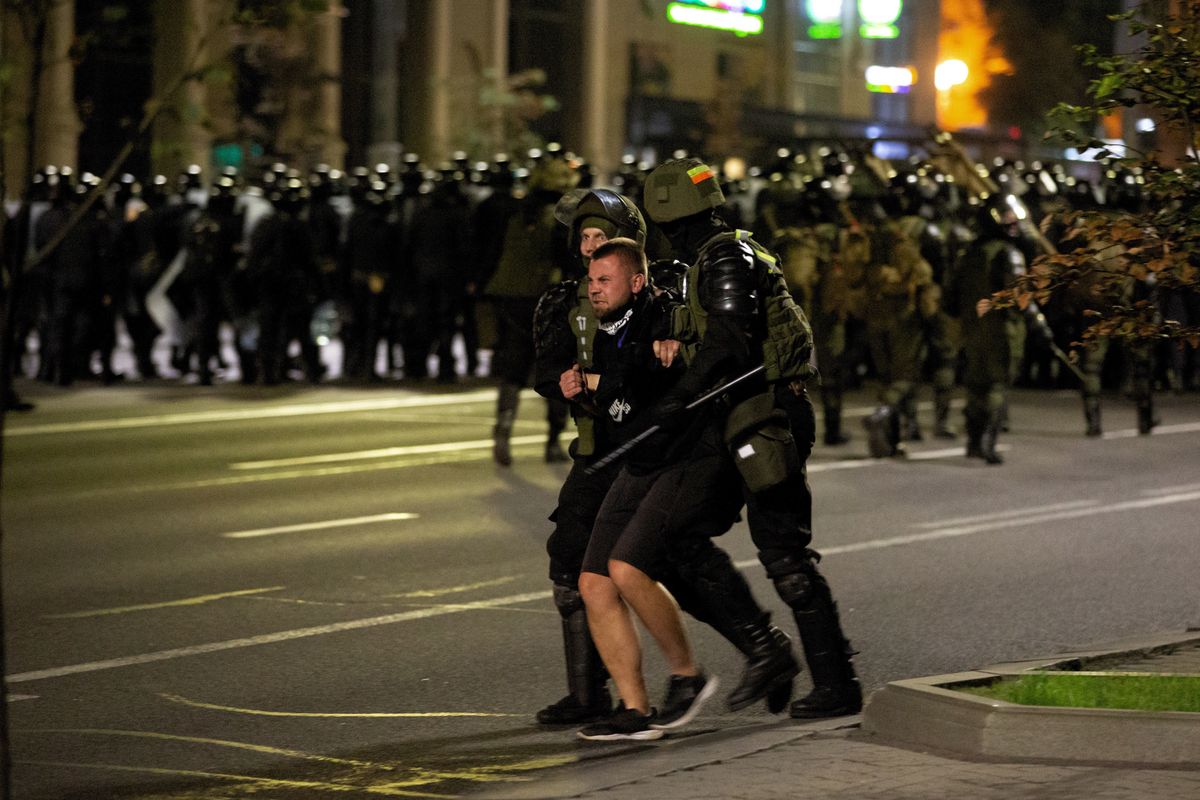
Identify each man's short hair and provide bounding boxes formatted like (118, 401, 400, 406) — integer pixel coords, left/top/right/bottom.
(590, 237, 648, 280)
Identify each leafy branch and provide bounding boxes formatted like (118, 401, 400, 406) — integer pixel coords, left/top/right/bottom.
(996, 3, 1200, 347)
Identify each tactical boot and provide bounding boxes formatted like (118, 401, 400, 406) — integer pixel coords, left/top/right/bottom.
(900, 397, 923, 442)
(726, 615, 801, 713)
(546, 397, 570, 463)
(965, 412, 985, 460)
(1084, 396, 1102, 437)
(538, 587, 612, 725)
(1137, 398, 1159, 435)
(862, 405, 899, 458)
(493, 421, 514, 466)
(788, 598, 862, 719)
(934, 394, 956, 439)
(493, 384, 521, 466)
(979, 417, 1004, 465)
(822, 406, 850, 446)
(790, 681, 863, 719)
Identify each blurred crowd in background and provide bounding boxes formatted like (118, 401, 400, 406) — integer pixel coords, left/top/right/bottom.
(4, 139, 1197, 439)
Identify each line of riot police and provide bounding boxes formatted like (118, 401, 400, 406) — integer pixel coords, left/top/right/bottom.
(5, 142, 1195, 451)
(3, 147, 594, 389)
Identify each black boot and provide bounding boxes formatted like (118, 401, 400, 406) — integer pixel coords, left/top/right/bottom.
(934, 393, 955, 439)
(979, 415, 1004, 465)
(727, 614, 801, 713)
(493, 383, 521, 466)
(788, 595, 862, 719)
(900, 397, 923, 442)
(537, 585, 611, 725)
(965, 411, 985, 460)
(862, 405, 901, 458)
(1137, 398, 1159, 435)
(493, 419, 514, 466)
(823, 405, 850, 446)
(768, 556, 862, 720)
(664, 540, 797, 713)
(1084, 395, 1102, 437)
(545, 399, 570, 462)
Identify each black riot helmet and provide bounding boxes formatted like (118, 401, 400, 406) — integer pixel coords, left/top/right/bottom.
(977, 192, 1029, 242)
(554, 187, 647, 251)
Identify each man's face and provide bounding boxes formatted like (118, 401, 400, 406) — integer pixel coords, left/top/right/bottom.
(588, 253, 644, 319)
(579, 226, 608, 261)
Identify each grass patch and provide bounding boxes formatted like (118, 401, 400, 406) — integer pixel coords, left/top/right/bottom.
(960, 673, 1200, 713)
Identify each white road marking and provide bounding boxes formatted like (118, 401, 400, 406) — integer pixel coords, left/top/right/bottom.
(14, 489, 1200, 686)
(7, 694, 38, 703)
(6, 591, 552, 684)
(388, 576, 518, 599)
(2, 389, 514, 436)
(1143, 482, 1200, 497)
(221, 513, 419, 539)
(45, 587, 286, 619)
(231, 437, 547, 470)
(733, 489, 1200, 568)
(1103, 421, 1200, 440)
(909, 500, 1098, 529)
(821, 490, 1200, 556)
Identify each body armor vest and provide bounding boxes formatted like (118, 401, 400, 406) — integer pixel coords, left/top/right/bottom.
(679, 230, 815, 383)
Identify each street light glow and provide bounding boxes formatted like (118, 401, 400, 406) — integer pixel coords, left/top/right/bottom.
(935, 59, 969, 91)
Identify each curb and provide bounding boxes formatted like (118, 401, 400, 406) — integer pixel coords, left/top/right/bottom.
(471, 715, 858, 799)
(861, 630, 1200, 766)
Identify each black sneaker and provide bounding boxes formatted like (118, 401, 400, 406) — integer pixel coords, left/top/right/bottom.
(536, 693, 611, 725)
(650, 672, 718, 730)
(789, 681, 863, 719)
(576, 704, 663, 742)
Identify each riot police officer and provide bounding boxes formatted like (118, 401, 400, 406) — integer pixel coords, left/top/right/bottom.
(945, 194, 1029, 464)
(641, 158, 862, 719)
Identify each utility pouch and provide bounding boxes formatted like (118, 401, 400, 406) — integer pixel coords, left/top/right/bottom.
(724, 392, 799, 493)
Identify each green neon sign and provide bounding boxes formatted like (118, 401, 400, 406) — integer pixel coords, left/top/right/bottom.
(858, 0, 901, 38)
(667, 2, 764, 36)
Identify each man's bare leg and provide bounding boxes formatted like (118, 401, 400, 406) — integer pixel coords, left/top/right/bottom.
(608, 559, 698, 677)
(579, 571, 649, 713)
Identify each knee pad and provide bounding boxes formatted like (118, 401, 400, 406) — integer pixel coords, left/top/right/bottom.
(773, 571, 815, 609)
(764, 552, 826, 611)
(552, 582, 585, 619)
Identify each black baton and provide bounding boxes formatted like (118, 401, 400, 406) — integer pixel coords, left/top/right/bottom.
(584, 364, 766, 475)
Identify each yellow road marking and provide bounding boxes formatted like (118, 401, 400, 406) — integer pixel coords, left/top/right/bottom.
(14, 760, 450, 797)
(160, 693, 522, 718)
(388, 576, 517, 599)
(24, 728, 393, 770)
(44, 587, 286, 619)
(22, 730, 574, 790)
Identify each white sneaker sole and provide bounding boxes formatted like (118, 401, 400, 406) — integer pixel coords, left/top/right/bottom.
(576, 727, 665, 742)
(650, 674, 719, 730)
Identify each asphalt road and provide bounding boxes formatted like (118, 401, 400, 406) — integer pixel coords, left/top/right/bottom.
(3, 376, 1199, 799)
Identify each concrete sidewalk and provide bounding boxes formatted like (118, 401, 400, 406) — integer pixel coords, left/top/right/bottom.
(473, 635, 1200, 800)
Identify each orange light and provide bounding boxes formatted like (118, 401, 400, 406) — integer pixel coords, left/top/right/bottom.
(937, 0, 1011, 131)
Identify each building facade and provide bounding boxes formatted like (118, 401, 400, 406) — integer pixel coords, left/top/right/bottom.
(2, 0, 947, 195)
